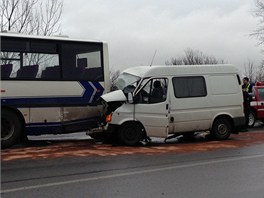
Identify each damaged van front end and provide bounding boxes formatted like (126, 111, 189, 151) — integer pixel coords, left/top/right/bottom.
(88, 68, 145, 143)
(88, 90, 127, 136)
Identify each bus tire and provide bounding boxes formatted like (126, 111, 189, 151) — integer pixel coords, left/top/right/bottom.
(211, 118, 231, 140)
(1, 109, 23, 148)
(118, 122, 143, 146)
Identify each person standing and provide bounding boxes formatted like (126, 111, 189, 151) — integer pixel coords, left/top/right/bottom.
(242, 77, 253, 126)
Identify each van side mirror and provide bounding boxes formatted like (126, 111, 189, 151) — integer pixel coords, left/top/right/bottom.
(127, 92, 134, 104)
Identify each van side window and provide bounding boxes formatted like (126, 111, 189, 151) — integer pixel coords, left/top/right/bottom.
(172, 76, 207, 98)
(137, 78, 168, 104)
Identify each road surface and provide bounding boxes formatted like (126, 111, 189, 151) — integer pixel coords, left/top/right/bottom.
(1, 130, 264, 198)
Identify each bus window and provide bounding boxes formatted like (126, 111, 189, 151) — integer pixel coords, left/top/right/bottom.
(61, 42, 103, 81)
(1, 52, 21, 78)
(1, 38, 60, 80)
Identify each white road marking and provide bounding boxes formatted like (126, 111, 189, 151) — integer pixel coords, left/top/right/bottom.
(2, 154, 264, 194)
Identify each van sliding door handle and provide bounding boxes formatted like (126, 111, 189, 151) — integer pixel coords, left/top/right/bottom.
(166, 104, 169, 110)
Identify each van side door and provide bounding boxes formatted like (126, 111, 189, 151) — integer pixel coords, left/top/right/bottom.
(134, 78, 169, 137)
(170, 76, 210, 133)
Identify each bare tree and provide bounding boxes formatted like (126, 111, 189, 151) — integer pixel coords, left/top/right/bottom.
(245, 60, 264, 83)
(244, 59, 256, 82)
(254, 60, 264, 82)
(1, 0, 63, 73)
(110, 69, 120, 90)
(251, 0, 264, 45)
(0, 0, 63, 36)
(166, 48, 225, 65)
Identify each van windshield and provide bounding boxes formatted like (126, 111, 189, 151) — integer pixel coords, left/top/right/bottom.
(114, 72, 141, 93)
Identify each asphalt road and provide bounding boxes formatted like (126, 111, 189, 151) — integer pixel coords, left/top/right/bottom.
(1, 135, 264, 198)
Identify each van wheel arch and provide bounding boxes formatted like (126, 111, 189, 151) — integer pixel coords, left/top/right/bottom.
(212, 115, 234, 130)
(117, 121, 147, 135)
(118, 121, 146, 146)
(210, 115, 233, 140)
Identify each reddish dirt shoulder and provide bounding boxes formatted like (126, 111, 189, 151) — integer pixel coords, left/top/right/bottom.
(1, 132, 264, 162)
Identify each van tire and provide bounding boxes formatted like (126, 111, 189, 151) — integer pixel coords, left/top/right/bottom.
(211, 118, 231, 140)
(1, 109, 23, 148)
(118, 122, 143, 146)
(248, 111, 256, 127)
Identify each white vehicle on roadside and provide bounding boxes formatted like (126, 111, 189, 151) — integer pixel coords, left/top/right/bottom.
(90, 64, 245, 145)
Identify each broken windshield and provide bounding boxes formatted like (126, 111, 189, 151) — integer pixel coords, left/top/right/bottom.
(114, 72, 141, 93)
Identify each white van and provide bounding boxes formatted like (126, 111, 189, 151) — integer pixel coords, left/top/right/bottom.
(90, 65, 245, 145)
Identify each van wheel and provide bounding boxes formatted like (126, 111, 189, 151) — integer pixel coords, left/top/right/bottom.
(211, 118, 231, 140)
(1, 109, 23, 148)
(118, 122, 143, 146)
(248, 111, 256, 127)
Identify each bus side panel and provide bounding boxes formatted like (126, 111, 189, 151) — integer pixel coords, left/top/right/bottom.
(26, 107, 63, 135)
(63, 106, 101, 121)
(18, 108, 30, 123)
(29, 107, 63, 123)
(62, 106, 102, 132)
(1, 81, 104, 106)
(1, 80, 105, 135)
(22, 106, 103, 135)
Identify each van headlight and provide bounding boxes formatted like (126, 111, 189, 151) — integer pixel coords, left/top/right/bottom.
(105, 113, 112, 123)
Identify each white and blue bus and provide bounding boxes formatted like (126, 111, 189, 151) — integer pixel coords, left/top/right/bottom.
(0, 32, 110, 148)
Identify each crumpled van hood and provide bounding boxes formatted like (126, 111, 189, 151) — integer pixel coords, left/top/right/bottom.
(100, 90, 127, 102)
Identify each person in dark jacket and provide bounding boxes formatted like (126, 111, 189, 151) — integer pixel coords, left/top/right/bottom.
(242, 77, 253, 126)
(151, 81, 164, 103)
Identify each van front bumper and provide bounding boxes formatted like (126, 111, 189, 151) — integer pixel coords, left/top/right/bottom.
(87, 124, 117, 135)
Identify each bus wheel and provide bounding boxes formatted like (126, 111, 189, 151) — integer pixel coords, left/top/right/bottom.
(1, 109, 23, 148)
(248, 111, 256, 128)
(211, 118, 231, 140)
(118, 122, 143, 146)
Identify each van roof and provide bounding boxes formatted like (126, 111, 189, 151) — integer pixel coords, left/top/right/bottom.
(123, 64, 239, 78)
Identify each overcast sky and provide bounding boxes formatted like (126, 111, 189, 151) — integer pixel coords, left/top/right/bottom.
(61, 0, 263, 73)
